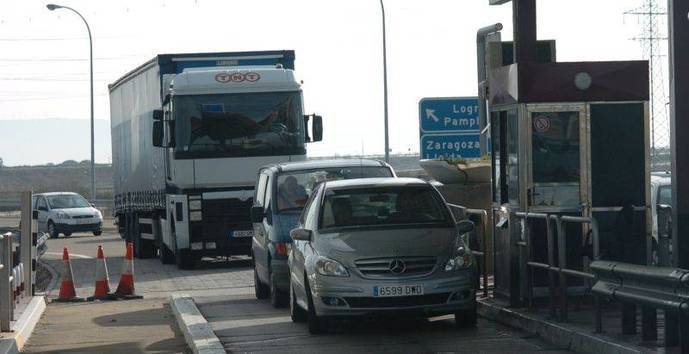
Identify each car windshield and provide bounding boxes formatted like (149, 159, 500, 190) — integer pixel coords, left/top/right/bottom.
(47, 195, 90, 209)
(276, 166, 394, 212)
(319, 186, 450, 229)
(174, 91, 305, 159)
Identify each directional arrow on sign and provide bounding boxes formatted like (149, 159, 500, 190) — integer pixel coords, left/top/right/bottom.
(425, 109, 440, 122)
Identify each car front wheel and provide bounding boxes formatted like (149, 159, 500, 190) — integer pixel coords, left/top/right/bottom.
(290, 280, 307, 323)
(47, 222, 59, 239)
(306, 280, 328, 334)
(454, 305, 477, 328)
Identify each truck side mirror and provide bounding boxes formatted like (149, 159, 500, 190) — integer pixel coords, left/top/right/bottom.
(152, 121, 165, 147)
(153, 109, 164, 121)
(312, 115, 323, 142)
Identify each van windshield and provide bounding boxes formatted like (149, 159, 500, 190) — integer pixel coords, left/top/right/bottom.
(276, 166, 393, 212)
(174, 91, 305, 159)
(319, 186, 451, 229)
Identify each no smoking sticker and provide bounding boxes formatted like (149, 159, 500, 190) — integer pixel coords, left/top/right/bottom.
(533, 116, 551, 133)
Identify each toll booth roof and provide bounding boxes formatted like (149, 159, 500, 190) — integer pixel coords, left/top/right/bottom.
(489, 61, 649, 105)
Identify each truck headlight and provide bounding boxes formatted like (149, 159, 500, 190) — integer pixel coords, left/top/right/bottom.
(190, 211, 202, 221)
(444, 249, 473, 272)
(315, 256, 349, 277)
(189, 200, 202, 210)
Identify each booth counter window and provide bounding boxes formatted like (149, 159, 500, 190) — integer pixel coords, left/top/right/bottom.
(530, 111, 581, 207)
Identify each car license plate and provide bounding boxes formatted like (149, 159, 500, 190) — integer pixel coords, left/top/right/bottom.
(76, 218, 90, 225)
(231, 230, 253, 238)
(373, 285, 424, 297)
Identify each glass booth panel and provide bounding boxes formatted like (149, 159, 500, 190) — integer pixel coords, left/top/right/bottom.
(530, 111, 581, 208)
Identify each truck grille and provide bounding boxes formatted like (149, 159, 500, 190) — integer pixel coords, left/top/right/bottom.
(202, 198, 252, 219)
(343, 293, 450, 308)
(355, 257, 437, 278)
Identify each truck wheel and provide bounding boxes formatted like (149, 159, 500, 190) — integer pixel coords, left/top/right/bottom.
(159, 243, 175, 264)
(133, 216, 155, 259)
(48, 222, 59, 239)
(175, 248, 196, 270)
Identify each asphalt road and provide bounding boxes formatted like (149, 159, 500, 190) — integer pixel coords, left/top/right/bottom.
(34, 228, 567, 353)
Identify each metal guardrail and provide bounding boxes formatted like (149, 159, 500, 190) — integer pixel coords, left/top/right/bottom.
(514, 212, 600, 321)
(0, 232, 25, 332)
(447, 204, 489, 298)
(591, 261, 689, 349)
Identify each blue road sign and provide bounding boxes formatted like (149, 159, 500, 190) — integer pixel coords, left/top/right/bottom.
(419, 97, 481, 159)
(419, 97, 480, 133)
(420, 134, 481, 159)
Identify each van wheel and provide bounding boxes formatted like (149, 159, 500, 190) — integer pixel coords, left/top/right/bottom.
(254, 266, 269, 299)
(63, 232, 72, 237)
(47, 222, 59, 239)
(270, 273, 288, 308)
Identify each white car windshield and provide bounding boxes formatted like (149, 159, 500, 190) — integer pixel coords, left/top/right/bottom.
(47, 195, 90, 209)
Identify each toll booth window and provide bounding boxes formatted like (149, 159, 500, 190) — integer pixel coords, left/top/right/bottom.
(490, 111, 504, 204)
(507, 109, 519, 205)
(530, 111, 580, 207)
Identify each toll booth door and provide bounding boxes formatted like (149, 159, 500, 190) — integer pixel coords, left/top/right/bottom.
(589, 103, 648, 264)
(526, 105, 587, 213)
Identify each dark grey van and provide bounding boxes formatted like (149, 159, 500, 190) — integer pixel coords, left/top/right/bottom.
(250, 159, 395, 307)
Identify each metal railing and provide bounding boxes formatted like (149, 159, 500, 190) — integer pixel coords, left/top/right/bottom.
(515, 212, 600, 321)
(591, 260, 689, 349)
(0, 232, 25, 332)
(447, 204, 490, 298)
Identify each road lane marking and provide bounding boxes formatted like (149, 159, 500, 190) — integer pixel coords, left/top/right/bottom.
(45, 252, 93, 259)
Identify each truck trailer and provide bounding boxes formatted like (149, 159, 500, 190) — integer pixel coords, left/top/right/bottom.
(109, 50, 322, 269)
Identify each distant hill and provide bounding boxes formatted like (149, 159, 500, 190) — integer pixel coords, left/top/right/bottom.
(0, 119, 111, 166)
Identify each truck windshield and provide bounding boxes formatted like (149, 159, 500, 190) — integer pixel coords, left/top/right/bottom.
(174, 91, 305, 159)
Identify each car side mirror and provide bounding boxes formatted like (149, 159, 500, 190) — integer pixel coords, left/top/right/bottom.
(456, 220, 474, 234)
(290, 228, 312, 242)
(312, 115, 323, 142)
(153, 109, 164, 121)
(153, 121, 165, 147)
(250, 206, 266, 223)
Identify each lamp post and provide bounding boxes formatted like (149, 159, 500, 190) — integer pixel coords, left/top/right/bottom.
(46, 4, 95, 202)
(379, 0, 390, 163)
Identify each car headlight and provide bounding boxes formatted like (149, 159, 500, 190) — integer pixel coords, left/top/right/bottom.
(315, 256, 349, 277)
(56, 212, 70, 219)
(444, 248, 473, 271)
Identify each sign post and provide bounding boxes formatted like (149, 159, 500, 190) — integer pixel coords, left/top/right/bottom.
(419, 97, 481, 160)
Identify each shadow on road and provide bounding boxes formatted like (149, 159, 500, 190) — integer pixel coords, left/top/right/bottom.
(92, 306, 174, 327)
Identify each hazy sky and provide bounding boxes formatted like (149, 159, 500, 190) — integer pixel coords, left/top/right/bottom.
(0, 0, 652, 163)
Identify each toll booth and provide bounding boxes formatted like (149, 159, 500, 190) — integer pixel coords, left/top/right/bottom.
(488, 49, 650, 304)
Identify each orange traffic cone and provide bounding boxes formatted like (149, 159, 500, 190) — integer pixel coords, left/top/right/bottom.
(114, 243, 142, 299)
(88, 246, 111, 301)
(54, 247, 84, 302)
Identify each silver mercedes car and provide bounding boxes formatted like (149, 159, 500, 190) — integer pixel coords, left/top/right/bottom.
(287, 178, 477, 334)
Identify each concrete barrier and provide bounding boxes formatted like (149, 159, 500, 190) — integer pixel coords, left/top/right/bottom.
(170, 294, 224, 354)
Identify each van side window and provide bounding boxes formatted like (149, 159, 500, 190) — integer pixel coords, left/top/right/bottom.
(255, 173, 268, 207)
(36, 197, 47, 211)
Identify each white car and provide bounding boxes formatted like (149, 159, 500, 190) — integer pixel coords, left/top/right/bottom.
(33, 192, 103, 238)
